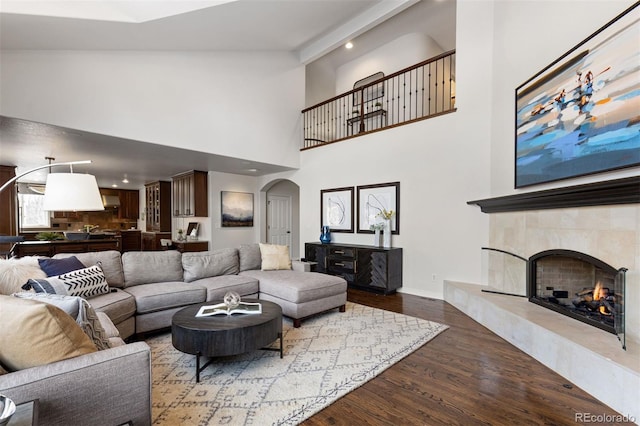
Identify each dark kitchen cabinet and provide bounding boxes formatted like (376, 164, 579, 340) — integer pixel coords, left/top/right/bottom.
(119, 190, 140, 220)
(145, 181, 171, 232)
(305, 242, 402, 294)
(172, 170, 208, 217)
(120, 230, 141, 252)
(141, 231, 171, 251)
(97, 188, 140, 220)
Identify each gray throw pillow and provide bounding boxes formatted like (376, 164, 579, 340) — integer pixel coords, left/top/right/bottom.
(239, 244, 262, 271)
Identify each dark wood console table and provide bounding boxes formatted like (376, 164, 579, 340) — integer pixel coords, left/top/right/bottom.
(172, 240, 209, 253)
(305, 242, 402, 294)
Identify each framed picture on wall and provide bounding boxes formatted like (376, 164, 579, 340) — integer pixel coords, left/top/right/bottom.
(221, 191, 254, 227)
(514, 2, 640, 188)
(320, 187, 354, 233)
(356, 182, 399, 234)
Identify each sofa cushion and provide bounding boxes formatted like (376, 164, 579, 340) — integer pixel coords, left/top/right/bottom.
(38, 256, 85, 276)
(191, 274, 260, 301)
(240, 270, 347, 304)
(239, 244, 261, 271)
(86, 288, 136, 326)
(26, 264, 110, 299)
(182, 248, 239, 283)
(54, 251, 125, 288)
(0, 256, 45, 295)
(259, 243, 291, 271)
(122, 251, 183, 288)
(0, 295, 97, 371)
(123, 282, 206, 314)
(12, 292, 111, 350)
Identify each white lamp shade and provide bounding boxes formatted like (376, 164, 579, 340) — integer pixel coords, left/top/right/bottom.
(42, 173, 105, 211)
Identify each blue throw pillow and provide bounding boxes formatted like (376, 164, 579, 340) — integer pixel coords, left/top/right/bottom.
(38, 256, 86, 277)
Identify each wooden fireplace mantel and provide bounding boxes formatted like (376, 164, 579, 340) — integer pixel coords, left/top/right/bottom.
(467, 176, 640, 214)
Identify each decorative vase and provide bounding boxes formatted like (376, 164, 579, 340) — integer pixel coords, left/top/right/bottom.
(374, 229, 383, 247)
(383, 219, 392, 248)
(320, 225, 331, 244)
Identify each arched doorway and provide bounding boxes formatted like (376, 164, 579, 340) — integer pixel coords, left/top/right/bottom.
(261, 179, 301, 259)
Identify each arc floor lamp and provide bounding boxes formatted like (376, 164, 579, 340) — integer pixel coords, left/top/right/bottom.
(0, 159, 104, 211)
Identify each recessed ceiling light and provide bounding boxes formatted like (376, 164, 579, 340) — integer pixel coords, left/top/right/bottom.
(122, 178, 129, 183)
(345, 42, 354, 49)
(112, 184, 118, 188)
(246, 168, 258, 173)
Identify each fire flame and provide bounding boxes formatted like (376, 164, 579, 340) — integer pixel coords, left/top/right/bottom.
(593, 282, 604, 301)
(593, 282, 610, 315)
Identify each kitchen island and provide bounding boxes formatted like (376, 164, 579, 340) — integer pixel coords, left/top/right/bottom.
(10, 239, 120, 258)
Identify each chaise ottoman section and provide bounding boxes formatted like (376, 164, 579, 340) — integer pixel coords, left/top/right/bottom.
(240, 270, 347, 327)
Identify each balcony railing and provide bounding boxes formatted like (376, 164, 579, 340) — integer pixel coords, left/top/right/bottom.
(302, 50, 456, 150)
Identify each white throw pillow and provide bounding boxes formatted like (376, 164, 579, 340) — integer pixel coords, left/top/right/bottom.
(0, 256, 45, 295)
(259, 243, 292, 271)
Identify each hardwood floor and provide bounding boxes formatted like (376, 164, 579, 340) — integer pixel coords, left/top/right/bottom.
(302, 289, 621, 426)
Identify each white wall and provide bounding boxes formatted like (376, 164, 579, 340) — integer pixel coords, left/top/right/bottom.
(257, 0, 497, 299)
(486, 0, 640, 345)
(0, 50, 304, 169)
(489, 0, 640, 196)
(207, 171, 260, 250)
(335, 32, 444, 95)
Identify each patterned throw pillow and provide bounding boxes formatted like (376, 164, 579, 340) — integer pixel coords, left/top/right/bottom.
(25, 264, 110, 299)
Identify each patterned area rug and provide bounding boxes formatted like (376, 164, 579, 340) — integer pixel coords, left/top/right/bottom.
(148, 302, 448, 425)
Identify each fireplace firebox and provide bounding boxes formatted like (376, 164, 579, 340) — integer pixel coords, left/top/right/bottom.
(527, 249, 627, 349)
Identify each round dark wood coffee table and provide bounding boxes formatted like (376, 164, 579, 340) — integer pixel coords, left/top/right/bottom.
(171, 299, 283, 382)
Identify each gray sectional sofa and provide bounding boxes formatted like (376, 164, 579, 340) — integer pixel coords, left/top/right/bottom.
(57, 244, 347, 338)
(0, 244, 347, 425)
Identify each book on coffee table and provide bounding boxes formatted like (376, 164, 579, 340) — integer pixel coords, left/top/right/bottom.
(195, 302, 262, 317)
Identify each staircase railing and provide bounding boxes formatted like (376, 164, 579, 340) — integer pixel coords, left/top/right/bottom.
(302, 50, 456, 150)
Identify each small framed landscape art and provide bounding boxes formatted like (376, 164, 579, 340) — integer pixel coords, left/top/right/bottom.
(320, 187, 354, 233)
(357, 182, 400, 234)
(221, 191, 254, 227)
(515, 2, 640, 188)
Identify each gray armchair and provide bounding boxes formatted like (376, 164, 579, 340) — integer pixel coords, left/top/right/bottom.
(0, 342, 152, 426)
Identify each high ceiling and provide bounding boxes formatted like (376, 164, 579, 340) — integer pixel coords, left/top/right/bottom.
(0, 0, 455, 188)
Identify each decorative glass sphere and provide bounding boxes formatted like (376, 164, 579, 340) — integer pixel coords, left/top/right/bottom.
(223, 291, 241, 309)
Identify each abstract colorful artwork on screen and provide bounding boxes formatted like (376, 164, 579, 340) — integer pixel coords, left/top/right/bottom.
(515, 3, 639, 188)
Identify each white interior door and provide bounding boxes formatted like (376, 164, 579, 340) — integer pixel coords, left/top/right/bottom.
(267, 194, 291, 247)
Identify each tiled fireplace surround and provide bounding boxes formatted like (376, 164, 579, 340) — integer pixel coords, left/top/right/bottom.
(444, 204, 640, 422)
